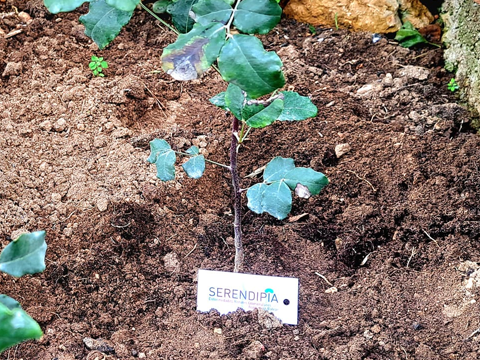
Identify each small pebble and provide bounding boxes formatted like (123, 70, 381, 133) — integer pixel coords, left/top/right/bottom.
(40, 120, 53, 132)
(335, 143, 351, 158)
(54, 118, 67, 132)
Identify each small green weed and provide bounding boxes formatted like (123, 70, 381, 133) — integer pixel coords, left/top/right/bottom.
(308, 24, 316, 35)
(395, 21, 440, 48)
(448, 78, 459, 92)
(89, 56, 108, 77)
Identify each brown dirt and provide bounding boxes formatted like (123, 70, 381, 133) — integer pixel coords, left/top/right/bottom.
(1, 2, 480, 360)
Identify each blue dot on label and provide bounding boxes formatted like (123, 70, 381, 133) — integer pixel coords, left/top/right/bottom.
(283, 299, 290, 305)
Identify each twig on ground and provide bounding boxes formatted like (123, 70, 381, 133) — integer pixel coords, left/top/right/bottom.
(184, 243, 197, 258)
(467, 327, 480, 339)
(346, 170, 377, 192)
(314, 272, 333, 287)
(406, 245, 417, 268)
(422, 229, 439, 247)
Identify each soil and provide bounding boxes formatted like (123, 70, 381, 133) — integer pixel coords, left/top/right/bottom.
(1, 1, 480, 359)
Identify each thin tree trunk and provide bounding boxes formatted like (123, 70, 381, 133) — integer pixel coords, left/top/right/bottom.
(230, 116, 244, 273)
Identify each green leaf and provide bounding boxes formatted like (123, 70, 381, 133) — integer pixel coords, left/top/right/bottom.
(284, 167, 329, 195)
(89, 62, 97, 69)
(263, 157, 295, 183)
(100, 60, 108, 68)
(394, 21, 428, 48)
(242, 104, 264, 120)
(106, 0, 139, 12)
(218, 35, 285, 99)
(225, 83, 245, 120)
(147, 139, 176, 181)
(80, 0, 134, 50)
(278, 91, 317, 121)
(246, 183, 267, 214)
(186, 146, 200, 155)
(192, 0, 232, 26)
(246, 99, 283, 128)
(162, 22, 226, 80)
(0, 295, 20, 310)
(0, 231, 47, 278)
(182, 155, 205, 179)
(209, 92, 227, 109)
(261, 181, 292, 220)
(153, 0, 172, 13)
(234, 0, 282, 35)
(167, 0, 199, 33)
(0, 301, 43, 353)
(44, 0, 89, 13)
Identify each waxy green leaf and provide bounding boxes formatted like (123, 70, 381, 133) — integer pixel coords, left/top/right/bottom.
(246, 99, 283, 128)
(162, 22, 226, 80)
(242, 104, 264, 120)
(0, 300, 43, 353)
(263, 156, 295, 183)
(192, 0, 232, 26)
(167, 0, 199, 33)
(246, 157, 328, 220)
(0, 295, 20, 310)
(261, 181, 292, 220)
(186, 146, 200, 155)
(0, 231, 47, 278)
(148, 139, 176, 181)
(182, 155, 206, 179)
(246, 183, 267, 214)
(209, 92, 227, 109)
(153, 0, 172, 13)
(106, 0, 139, 12)
(218, 35, 285, 99)
(234, 0, 282, 34)
(44, 0, 89, 13)
(278, 91, 318, 121)
(225, 83, 245, 120)
(284, 167, 329, 195)
(80, 0, 134, 49)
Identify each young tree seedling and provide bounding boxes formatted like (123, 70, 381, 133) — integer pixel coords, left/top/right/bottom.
(148, 0, 329, 272)
(89, 55, 108, 77)
(448, 78, 459, 92)
(0, 231, 47, 353)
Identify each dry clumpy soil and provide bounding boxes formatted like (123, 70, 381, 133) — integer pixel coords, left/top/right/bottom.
(1, 1, 480, 360)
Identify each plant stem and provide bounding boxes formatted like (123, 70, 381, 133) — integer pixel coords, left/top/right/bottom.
(230, 115, 244, 273)
(140, 2, 179, 35)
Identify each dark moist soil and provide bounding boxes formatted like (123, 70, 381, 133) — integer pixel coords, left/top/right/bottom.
(1, 1, 480, 359)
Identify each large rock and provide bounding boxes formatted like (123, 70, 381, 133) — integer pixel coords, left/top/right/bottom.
(443, 0, 480, 121)
(283, 0, 434, 33)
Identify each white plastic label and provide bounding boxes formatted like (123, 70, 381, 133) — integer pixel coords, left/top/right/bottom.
(197, 269, 299, 325)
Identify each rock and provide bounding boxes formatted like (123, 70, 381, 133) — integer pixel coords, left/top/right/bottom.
(213, 328, 222, 335)
(96, 197, 109, 212)
(83, 338, 114, 354)
(243, 340, 266, 360)
(335, 143, 351, 158)
(356, 83, 384, 97)
(54, 118, 67, 132)
(363, 329, 374, 339)
(371, 324, 381, 334)
(163, 252, 180, 272)
(39, 120, 53, 132)
(398, 65, 430, 80)
(257, 309, 282, 329)
(2, 62, 23, 77)
(325, 287, 338, 294)
(383, 73, 393, 87)
(284, 0, 433, 33)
